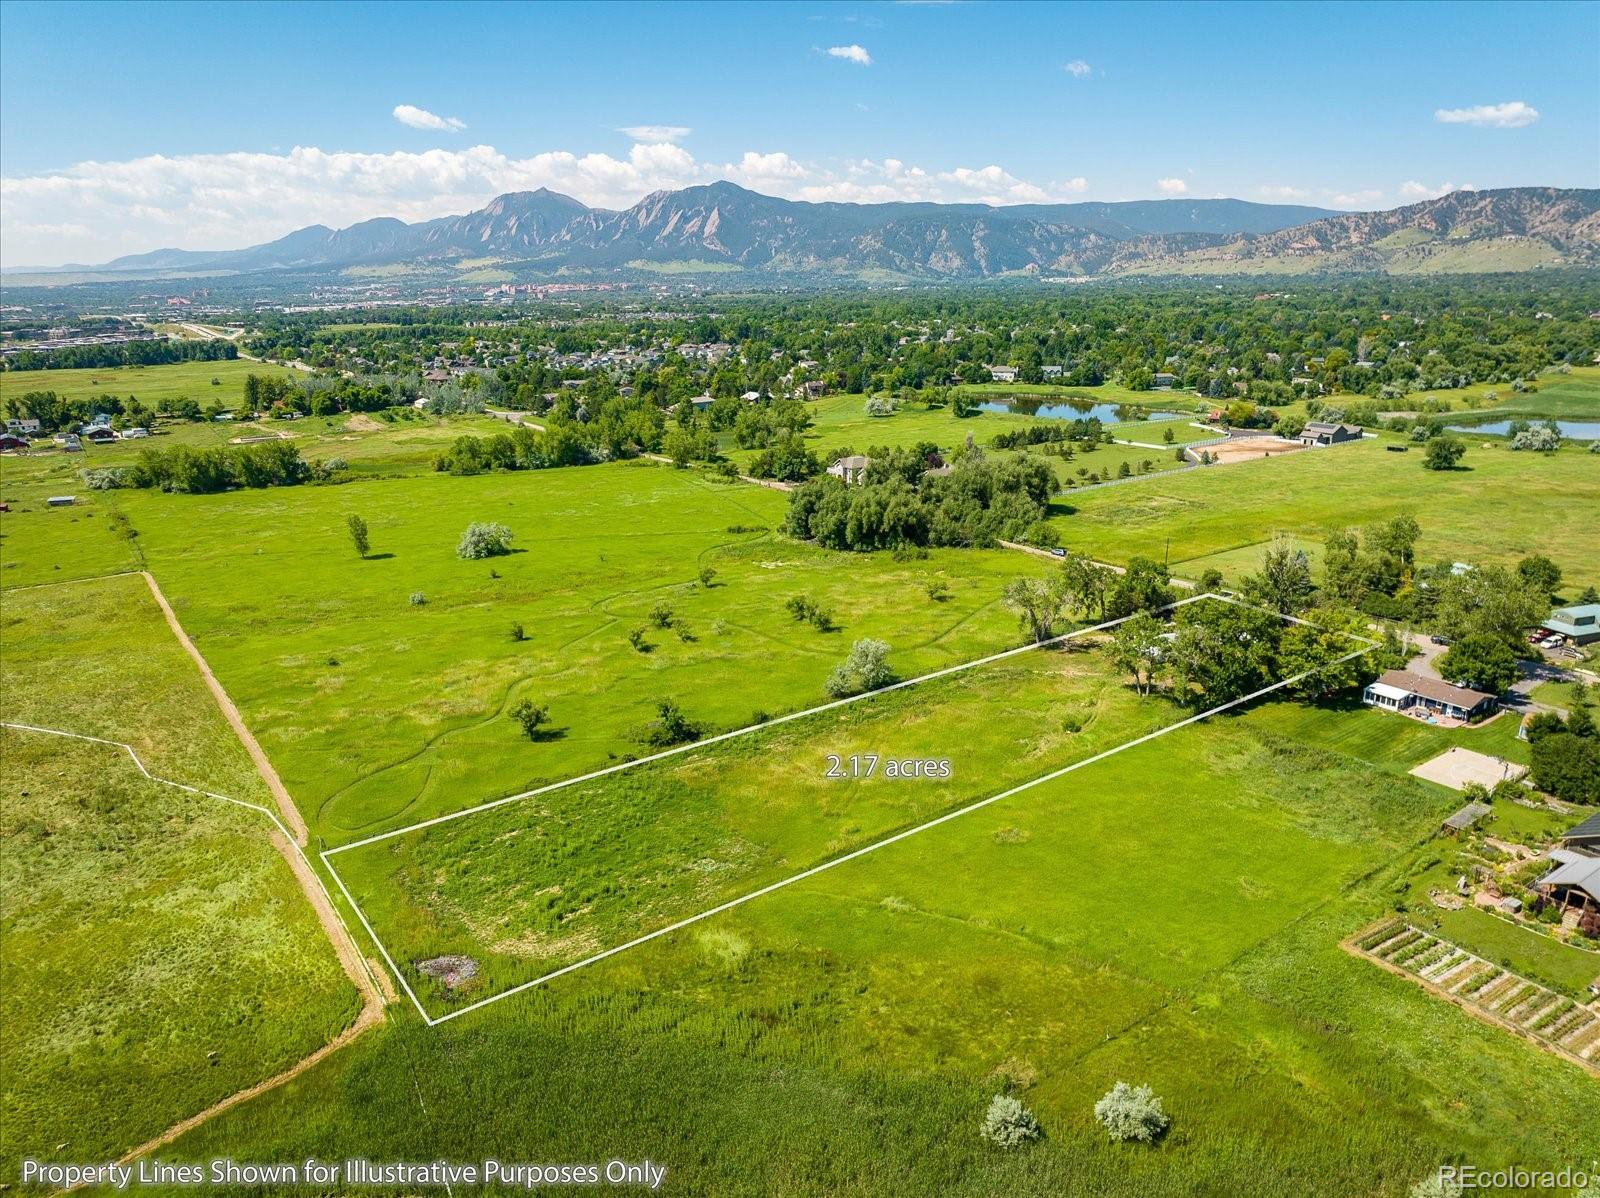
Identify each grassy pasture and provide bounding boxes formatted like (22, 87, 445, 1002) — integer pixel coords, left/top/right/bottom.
(164, 701, 1599, 1195)
(1054, 434, 1600, 585)
(337, 636, 1204, 1008)
(0, 576, 359, 1177)
(97, 460, 1055, 842)
(0, 357, 296, 410)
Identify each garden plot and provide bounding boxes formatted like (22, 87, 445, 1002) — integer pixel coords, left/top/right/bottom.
(1352, 921, 1600, 1072)
(327, 596, 1374, 1023)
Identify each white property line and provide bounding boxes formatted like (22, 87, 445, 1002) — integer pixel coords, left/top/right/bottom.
(0, 721, 384, 1001)
(319, 594, 1377, 1026)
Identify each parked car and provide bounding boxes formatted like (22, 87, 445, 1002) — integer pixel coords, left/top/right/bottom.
(1430, 634, 1450, 646)
(1049, 547, 1066, 557)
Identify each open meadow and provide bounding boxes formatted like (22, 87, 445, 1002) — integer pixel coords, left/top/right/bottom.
(85, 460, 1058, 844)
(0, 357, 297, 410)
(2, 383, 1596, 1195)
(0, 575, 360, 1178)
(162, 698, 1600, 1196)
(1055, 434, 1600, 583)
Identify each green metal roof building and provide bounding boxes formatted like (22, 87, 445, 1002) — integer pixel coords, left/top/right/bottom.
(1542, 603, 1600, 645)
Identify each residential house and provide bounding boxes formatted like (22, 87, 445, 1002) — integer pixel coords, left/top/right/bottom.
(5, 418, 41, 435)
(827, 454, 872, 485)
(688, 394, 715, 411)
(1558, 811, 1600, 855)
(82, 426, 117, 443)
(1152, 372, 1179, 389)
(1534, 845, 1599, 918)
(1540, 603, 1600, 647)
(1299, 421, 1363, 448)
(0, 433, 29, 452)
(988, 365, 1019, 383)
(1362, 670, 1497, 723)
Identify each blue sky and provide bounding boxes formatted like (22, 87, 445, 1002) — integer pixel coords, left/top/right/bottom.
(2, 0, 1596, 265)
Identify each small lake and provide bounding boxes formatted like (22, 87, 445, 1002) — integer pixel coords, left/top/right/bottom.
(976, 398, 1187, 425)
(1446, 419, 1600, 441)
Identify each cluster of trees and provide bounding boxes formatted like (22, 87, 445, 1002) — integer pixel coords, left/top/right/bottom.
(432, 397, 667, 475)
(783, 454, 1054, 551)
(1, 338, 236, 372)
(1526, 702, 1599, 804)
(123, 441, 312, 493)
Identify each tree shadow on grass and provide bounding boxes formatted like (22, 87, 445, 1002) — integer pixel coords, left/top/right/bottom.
(362, 552, 396, 561)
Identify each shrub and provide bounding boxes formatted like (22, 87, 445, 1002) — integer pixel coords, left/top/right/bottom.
(649, 601, 675, 629)
(509, 699, 548, 739)
(509, 621, 526, 642)
(457, 521, 514, 559)
(80, 467, 128, 490)
(628, 627, 649, 652)
(645, 698, 700, 748)
(409, 591, 426, 606)
(1094, 1082, 1170, 1143)
(825, 638, 895, 698)
(698, 566, 717, 588)
(979, 1095, 1040, 1149)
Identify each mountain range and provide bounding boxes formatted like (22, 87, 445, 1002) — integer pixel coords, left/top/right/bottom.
(43, 183, 1600, 281)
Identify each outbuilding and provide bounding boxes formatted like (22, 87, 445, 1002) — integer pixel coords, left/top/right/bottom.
(1540, 603, 1600, 646)
(1299, 420, 1363, 448)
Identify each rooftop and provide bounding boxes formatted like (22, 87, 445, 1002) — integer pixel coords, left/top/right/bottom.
(1372, 669, 1495, 708)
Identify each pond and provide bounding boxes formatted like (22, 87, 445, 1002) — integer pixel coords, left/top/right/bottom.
(975, 396, 1187, 425)
(1445, 419, 1600, 441)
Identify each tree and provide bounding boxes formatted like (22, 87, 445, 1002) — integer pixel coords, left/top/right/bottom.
(1094, 1082, 1170, 1144)
(1436, 633, 1519, 694)
(346, 514, 370, 559)
(509, 699, 549, 740)
(1515, 554, 1562, 600)
(1106, 612, 1168, 695)
(825, 638, 896, 698)
(1277, 621, 1369, 700)
(979, 1095, 1041, 1148)
(1241, 536, 1315, 615)
(1423, 435, 1465, 470)
(457, 522, 514, 559)
(1058, 551, 1112, 621)
(1320, 527, 1365, 603)
(1431, 565, 1543, 648)
(1168, 601, 1282, 704)
(1003, 577, 1062, 644)
(1106, 557, 1176, 620)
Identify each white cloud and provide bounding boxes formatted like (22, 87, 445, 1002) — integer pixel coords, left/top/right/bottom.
(826, 44, 872, 65)
(1434, 100, 1539, 128)
(617, 125, 691, 143)
(1330, 189, 1384, 208)
(1156, 177, 1188, 195)
(0, 143, 1099, 265)
(1257, 185, 1310, 200)
(1063, 59, 1091, 78)
(1400, 180, 1476, 201)
(392, 104, 466, 132)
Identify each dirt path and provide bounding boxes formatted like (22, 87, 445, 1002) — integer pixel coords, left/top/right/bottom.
(140, 571, 308, 844)
(108, 992, 385, 1171)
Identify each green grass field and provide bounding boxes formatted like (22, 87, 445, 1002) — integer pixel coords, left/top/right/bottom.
(1054, 434, 1600, 585)
(0, 357, 297, 410)
(0, 576, 359, 1176)
(161, 700, 1599, 1196)
(5, 405, 1598, 1196)
(82, 461, 1056, 843)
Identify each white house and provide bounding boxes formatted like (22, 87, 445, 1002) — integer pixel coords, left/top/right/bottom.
(827, 454, 872, 485)
(988, 365, 1019, 383)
